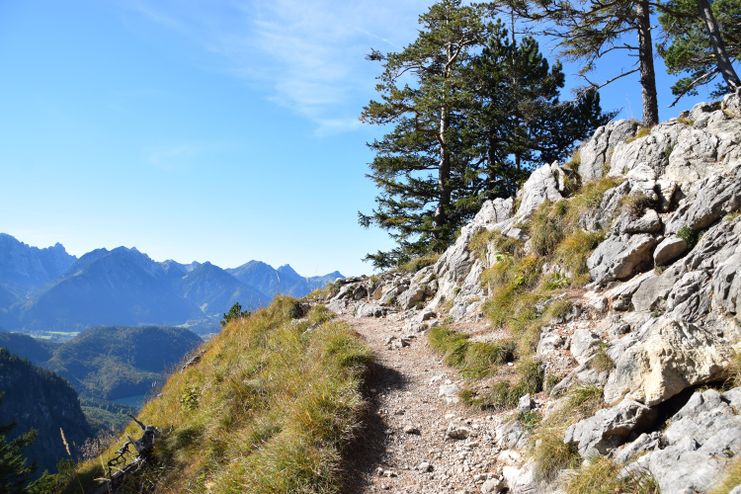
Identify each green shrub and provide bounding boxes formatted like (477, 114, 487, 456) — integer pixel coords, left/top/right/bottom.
(677, 226, 701, 249)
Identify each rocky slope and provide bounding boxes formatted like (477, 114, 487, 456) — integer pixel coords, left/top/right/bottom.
(325, 91, 741, 493)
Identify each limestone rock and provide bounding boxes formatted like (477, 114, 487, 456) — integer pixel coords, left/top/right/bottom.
(578, 120, 639, 182)
(622, 209, 662, 234)
(564, 398, 656, 457)
(604, 318, 731, 406)
(515, 162, 564, 220)
(638, 388, 741, 494)
(587, 234, 658, 284)
(653, 235, 688, 266)
(446, 423, 471, 440)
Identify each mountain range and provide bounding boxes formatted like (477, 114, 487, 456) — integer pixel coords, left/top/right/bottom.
(0, 233, 342, 332)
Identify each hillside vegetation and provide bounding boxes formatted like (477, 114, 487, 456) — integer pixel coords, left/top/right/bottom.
(46, 325, 202, 402)
(67, 298, 371, 494)
(0, 348, 92, 475)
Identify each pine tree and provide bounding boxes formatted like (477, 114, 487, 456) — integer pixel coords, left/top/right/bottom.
(658, 0, 740, 105)
(359, 0, 491, 268)
(466, 21, 613, 197)
(0, 420, 36, 493)
(360, 4, 610, 269)
(512, 0, 661, 126)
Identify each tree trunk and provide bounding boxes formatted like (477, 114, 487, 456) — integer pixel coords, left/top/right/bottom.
(435, 105, 450, 230)
(697, 0, 741, 90)
(636, 0, 659, 126)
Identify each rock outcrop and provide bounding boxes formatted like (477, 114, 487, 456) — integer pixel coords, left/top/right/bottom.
(323, 91, 741, 493)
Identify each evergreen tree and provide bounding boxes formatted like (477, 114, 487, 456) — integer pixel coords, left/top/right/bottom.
(466, 21, 612, 198)
(359, 0, 491, 268)
(658, 0, 740, 105)
(0, 419, 36, 493)
(221, 302, 250, 327)
(360, 3, 611, 269)
(511, 0, 661, 126)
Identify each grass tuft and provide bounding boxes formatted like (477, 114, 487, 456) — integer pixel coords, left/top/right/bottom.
(566, 457, 660, 494)
(624, 126, 651, 144)
(428, 326, 514, 378)
(533, 429, 581, 482)
(710, 456, 741, 494)
(398, 253, 440, 273)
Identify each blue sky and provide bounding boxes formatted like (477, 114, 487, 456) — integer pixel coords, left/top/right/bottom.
(0, 1, 720, 276)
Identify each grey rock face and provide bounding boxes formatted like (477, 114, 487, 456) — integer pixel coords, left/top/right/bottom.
(515, 162, 565, 220)
(666, 168, 741, 233)
(637, 388, 741, 494)
(604, 318, 730, 406)
(578, 120, 639, 182)
(564, 398, 656, 457)
(653, 235, 688, 266)
(587, 234, 658, 284)
(621, 209, 662, 234)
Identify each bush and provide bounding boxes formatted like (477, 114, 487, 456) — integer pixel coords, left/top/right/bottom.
(677, 226, 701, 249)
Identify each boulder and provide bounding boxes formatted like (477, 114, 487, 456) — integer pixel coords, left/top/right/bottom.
(666, 167, 741, 233)
(564, 398, 657, 457)
(604, 318, 731, 406)
(515, 162, 565, 219)
(578, 120, 639, 182)
(653, 235, 688, 266)
(622, 209, 662, 234)
(637, 388, 741, 494)
(587, 234, 658, 284)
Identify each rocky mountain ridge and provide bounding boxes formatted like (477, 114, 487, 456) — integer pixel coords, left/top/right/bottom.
(0, 236, 342, 332)
(324, 91, 741, 493)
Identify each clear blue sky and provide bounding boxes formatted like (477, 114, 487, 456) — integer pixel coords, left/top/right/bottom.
(0, 1, 719, 276)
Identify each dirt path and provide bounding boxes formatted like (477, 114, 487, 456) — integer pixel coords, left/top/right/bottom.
(342, 315, 505, 494)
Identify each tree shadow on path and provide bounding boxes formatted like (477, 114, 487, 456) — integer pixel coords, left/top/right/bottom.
(342, 359, 408, 494)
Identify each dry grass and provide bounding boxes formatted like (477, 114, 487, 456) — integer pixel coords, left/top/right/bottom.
(530, 385, 605, 482)
(65, 297, 372, 494)
(566, 457, 660, 494)
(710, 456, 741, 494)
(624, 126, 651, 144)
(398, 253, 440, 273)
